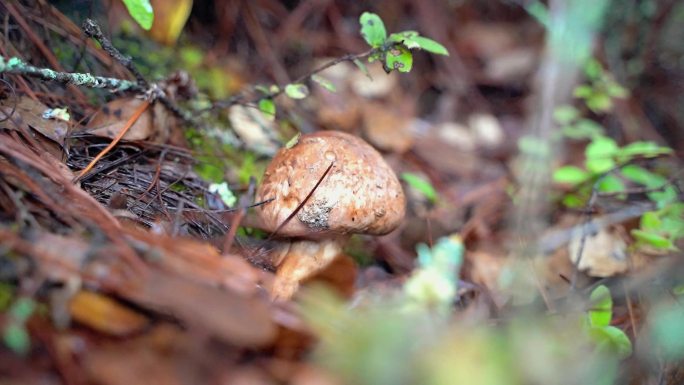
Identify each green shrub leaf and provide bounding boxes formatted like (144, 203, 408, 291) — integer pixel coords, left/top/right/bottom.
(208, 182, 237, 207)
(258, 99, 276, 121)
(589, 285, 612, 327)
(553, 166, 589, 185)
(640, 211, 662, 231)
(3, 323, 30, 355)
(589, 326, 633, 359)
(631, 229, 673, 249)
(618, 141, 672, 160)
(285, 83, 309, 99)
(412, 36, 449, 55)
(385, 45, 413, 73)
(597, 174, 625, 195)
(311, 75, 337, 92)
(620, 165, 665, 188)
(585, 136, 618, 173)
(401, 172, 437, 203)
(353, 59, 371, 79)
(122, 0, 154, 30)
(359, 12, 387, 48)
(553, 105, 580, 125)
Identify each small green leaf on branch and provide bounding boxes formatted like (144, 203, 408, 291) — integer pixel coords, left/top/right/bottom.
(311, 75, 337, 92)
(122, 0, 154, 30)
(258, 99, 276, 121)
(359, 12, 387, 48)
(385, 45, 413, 73)
(285, 83, 309, 99)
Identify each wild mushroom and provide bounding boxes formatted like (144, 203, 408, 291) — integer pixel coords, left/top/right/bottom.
(255, 130, 405, 300)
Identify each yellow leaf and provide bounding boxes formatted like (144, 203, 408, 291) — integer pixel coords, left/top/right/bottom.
(148, 0, 193, 45)
(69, 291, 148, 336)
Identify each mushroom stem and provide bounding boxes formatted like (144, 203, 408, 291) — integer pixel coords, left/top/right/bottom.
(271, 236, 347, 301)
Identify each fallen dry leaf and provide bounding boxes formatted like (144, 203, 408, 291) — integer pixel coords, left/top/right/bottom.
(120, 269, 277, 348)
(0, 96, 70, 145)
(87, 97, 171, 143)
(69, 290, 149, 337)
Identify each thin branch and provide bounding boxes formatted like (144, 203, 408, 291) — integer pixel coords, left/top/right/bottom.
(0, 56, 140, 92)
(211, 48, 376, 110)
(82, 18, 148, 87)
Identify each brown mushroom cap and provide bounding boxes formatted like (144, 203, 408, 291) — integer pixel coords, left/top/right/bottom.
(255, 131, 405, 238)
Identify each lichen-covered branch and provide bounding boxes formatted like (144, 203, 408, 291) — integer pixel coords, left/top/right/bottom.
(82, 18, 148, 87)
(0, 56, 141, 93)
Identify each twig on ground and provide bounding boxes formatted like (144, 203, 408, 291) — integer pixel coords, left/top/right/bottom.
(73, 100, 151, 182)
(0, 56, 140, 92)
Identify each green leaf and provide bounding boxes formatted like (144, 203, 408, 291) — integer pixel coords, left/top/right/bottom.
(258, 99, 276, 121)
(584, 58, 604, 80)
(359, 12, 387, 48)
(411, 36, 449, 55)
(586, 93, 613, 112)
(607, 83, 629, 99)
(388, 31, 420, 46)
(640, 211, 662, 232)
(571, 119, 604, 138)
(401, 172, 437, 203)
(589, 285, 613, 327)
(585, 136, 618, 173)
(353, 59, 371, 79)
(589, 326, 633, 359)
(649, 304, 684, 360)
(553, 105, 579, 125)
(631, 229, 673, 249)
(284, 83, 309, 99)
(254, 85, 270, 94)
(660, 204, 684, 237)
(620, 165, 676, 207)
(597, 174, 625, 195)
(649, 187, 678, 209)
(617, 141, 672, 160)
(385, 45, 413, 73)
(285, 132, 301, 149)
(525, 1, 549, 27)
(122, 0, 154, 30)
(311, 75, 337, 92)
(9, 298, 35, 323)
(388, 32, 449, 55)
(620, 165, 665, 188)
(208, 182, 237, 207)
(562, 193, 585, 208)
(553, 166, 589, 185)
(3, 323, 30, 355)
(573, 84, 593, 98)
(396, 35, 449, 55)
(179, 46, 203, 67)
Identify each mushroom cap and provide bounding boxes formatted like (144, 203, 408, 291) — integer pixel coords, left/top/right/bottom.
(255, 131, 405, 238)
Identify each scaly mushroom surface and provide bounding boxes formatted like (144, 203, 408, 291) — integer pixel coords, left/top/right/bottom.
(255, 130, 405, 300)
